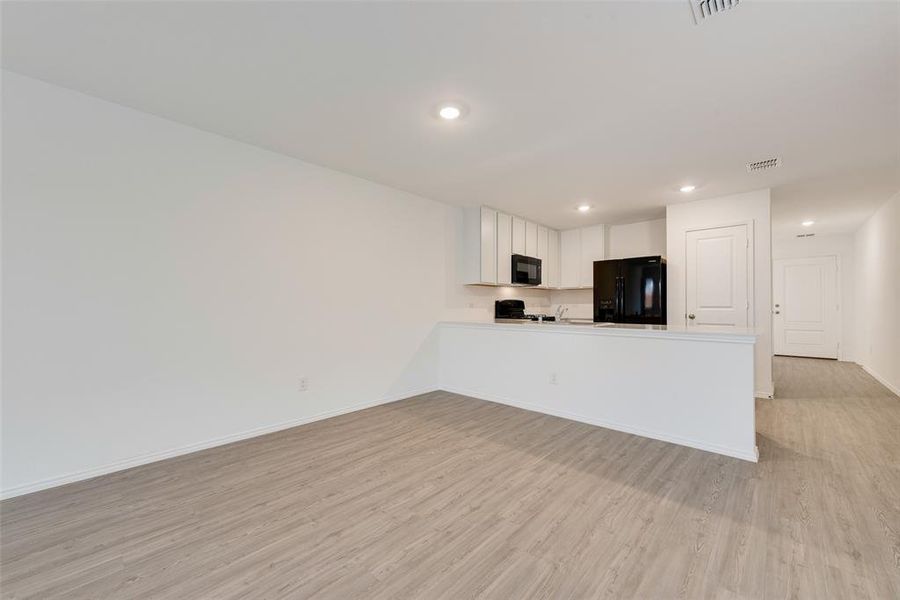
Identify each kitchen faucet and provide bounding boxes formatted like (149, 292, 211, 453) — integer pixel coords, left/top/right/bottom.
(555, 305, 569, 320)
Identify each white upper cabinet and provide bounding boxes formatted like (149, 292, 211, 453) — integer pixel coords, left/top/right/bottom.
(462, 206, 593, 289)
(536, 225, 549, 287)
(525, 221, 538, 256)
(559, 224, 606, 288)
(560, 228, 582, 288)
(580, 224, 606, 287)
(480, 207, 498, 284)
(496, 212, 512, 285)
(511, 217, 526, 255)
(548, 229, 560, 288)
(462, 206, 497, 284)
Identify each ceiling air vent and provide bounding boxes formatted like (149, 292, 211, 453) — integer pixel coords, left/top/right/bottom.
(747, 157, 779, 173)
(796, 233, 816, 238)
(689, 0, 740, 24)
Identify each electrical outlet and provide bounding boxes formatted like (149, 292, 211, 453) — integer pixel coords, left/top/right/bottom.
(299, 377, 309, 392)
(550, 372, 558, 385)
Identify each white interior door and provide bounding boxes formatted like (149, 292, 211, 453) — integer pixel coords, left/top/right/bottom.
(685, 224, 750, 329)
(773, 256, 839, 359)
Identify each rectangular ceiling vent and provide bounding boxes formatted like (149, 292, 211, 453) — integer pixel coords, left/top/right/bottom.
(747, 157, 779, 173)
(689, 0, 740, 24)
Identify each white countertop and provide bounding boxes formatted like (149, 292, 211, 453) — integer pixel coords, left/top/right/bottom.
(440, 320, 757, 344)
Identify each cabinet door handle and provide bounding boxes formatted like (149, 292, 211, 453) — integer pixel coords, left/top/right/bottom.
(688, 313, 696, 320)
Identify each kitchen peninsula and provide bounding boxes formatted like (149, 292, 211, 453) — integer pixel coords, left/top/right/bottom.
(437, 320, 758, 461)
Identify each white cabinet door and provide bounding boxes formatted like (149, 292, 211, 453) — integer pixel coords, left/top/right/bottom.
(496, 212, 512, 285)
(773, 256, 838, 358)
(536, 226, 549, 287)
(560, 229, 582, 288)
(525, 221, 538, 256)
(512, 217, 526, 255)
(685, 224, 749, 328)
(548, 229, 560, 288)
(480, 207, 497, 284)
(580, 224, 605, 287)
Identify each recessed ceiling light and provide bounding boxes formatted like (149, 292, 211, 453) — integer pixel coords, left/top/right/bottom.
(577, 204, 591, 213)
(680, 185, 696, 193)
(437, 103, 463, 120)
(802, 220, 815, 227)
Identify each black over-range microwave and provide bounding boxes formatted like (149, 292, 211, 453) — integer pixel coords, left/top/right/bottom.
(511, 254, 541, 286)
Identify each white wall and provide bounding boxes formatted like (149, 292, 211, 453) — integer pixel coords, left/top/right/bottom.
(853, 192, 900, 395)
(772, 233, 856, 361)
(667, 190, 773, 398)
(1, 71, 458, 496)
(551, 218, 666, 318)
(606, 218, 666, 259)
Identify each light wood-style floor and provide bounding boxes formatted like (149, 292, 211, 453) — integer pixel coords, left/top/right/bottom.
(2, 357, 899, 599)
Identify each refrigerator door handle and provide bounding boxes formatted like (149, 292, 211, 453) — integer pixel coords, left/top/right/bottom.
(614, 277, 618, 316)
(616, 276, 623, 317)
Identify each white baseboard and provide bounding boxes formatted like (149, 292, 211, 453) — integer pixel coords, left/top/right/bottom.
(0, 386, 438, 501)
(440, 385, 759, 463)
(860, 363, 900, 398)
(755, 385, 775, 399)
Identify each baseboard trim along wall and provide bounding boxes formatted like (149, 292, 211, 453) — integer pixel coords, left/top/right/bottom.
(860, 363, 900, 398)
(441, 385, 760, 463)
(0, 386, 439, 500)
(755, 385, 775, 399)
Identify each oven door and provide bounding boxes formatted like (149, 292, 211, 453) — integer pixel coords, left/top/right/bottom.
(511, 254, 542, 286)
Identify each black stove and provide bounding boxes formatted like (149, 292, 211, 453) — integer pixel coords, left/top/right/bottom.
(494, 299, 556, 322)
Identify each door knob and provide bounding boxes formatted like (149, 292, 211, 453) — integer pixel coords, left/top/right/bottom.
(775, 310, 780, 314)
(688, 313, 696, 320)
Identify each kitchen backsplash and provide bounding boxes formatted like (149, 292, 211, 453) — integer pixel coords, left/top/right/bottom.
(446, 286, 597, 322)
(550, 289, 593, 319)
(446, 285, 552, 322)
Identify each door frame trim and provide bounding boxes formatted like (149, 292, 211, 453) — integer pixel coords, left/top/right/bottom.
(772, 254, 841, 360)
(683, 220, 755, 329)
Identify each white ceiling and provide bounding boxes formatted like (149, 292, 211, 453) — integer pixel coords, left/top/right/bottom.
(3, 1, 898, 230)
(771, 166, 899, 239)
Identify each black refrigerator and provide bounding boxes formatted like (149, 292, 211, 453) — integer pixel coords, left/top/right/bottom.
(593, 256, 667, 325)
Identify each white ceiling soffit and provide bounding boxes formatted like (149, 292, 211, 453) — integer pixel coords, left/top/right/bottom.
(2, 1, 898, 230)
